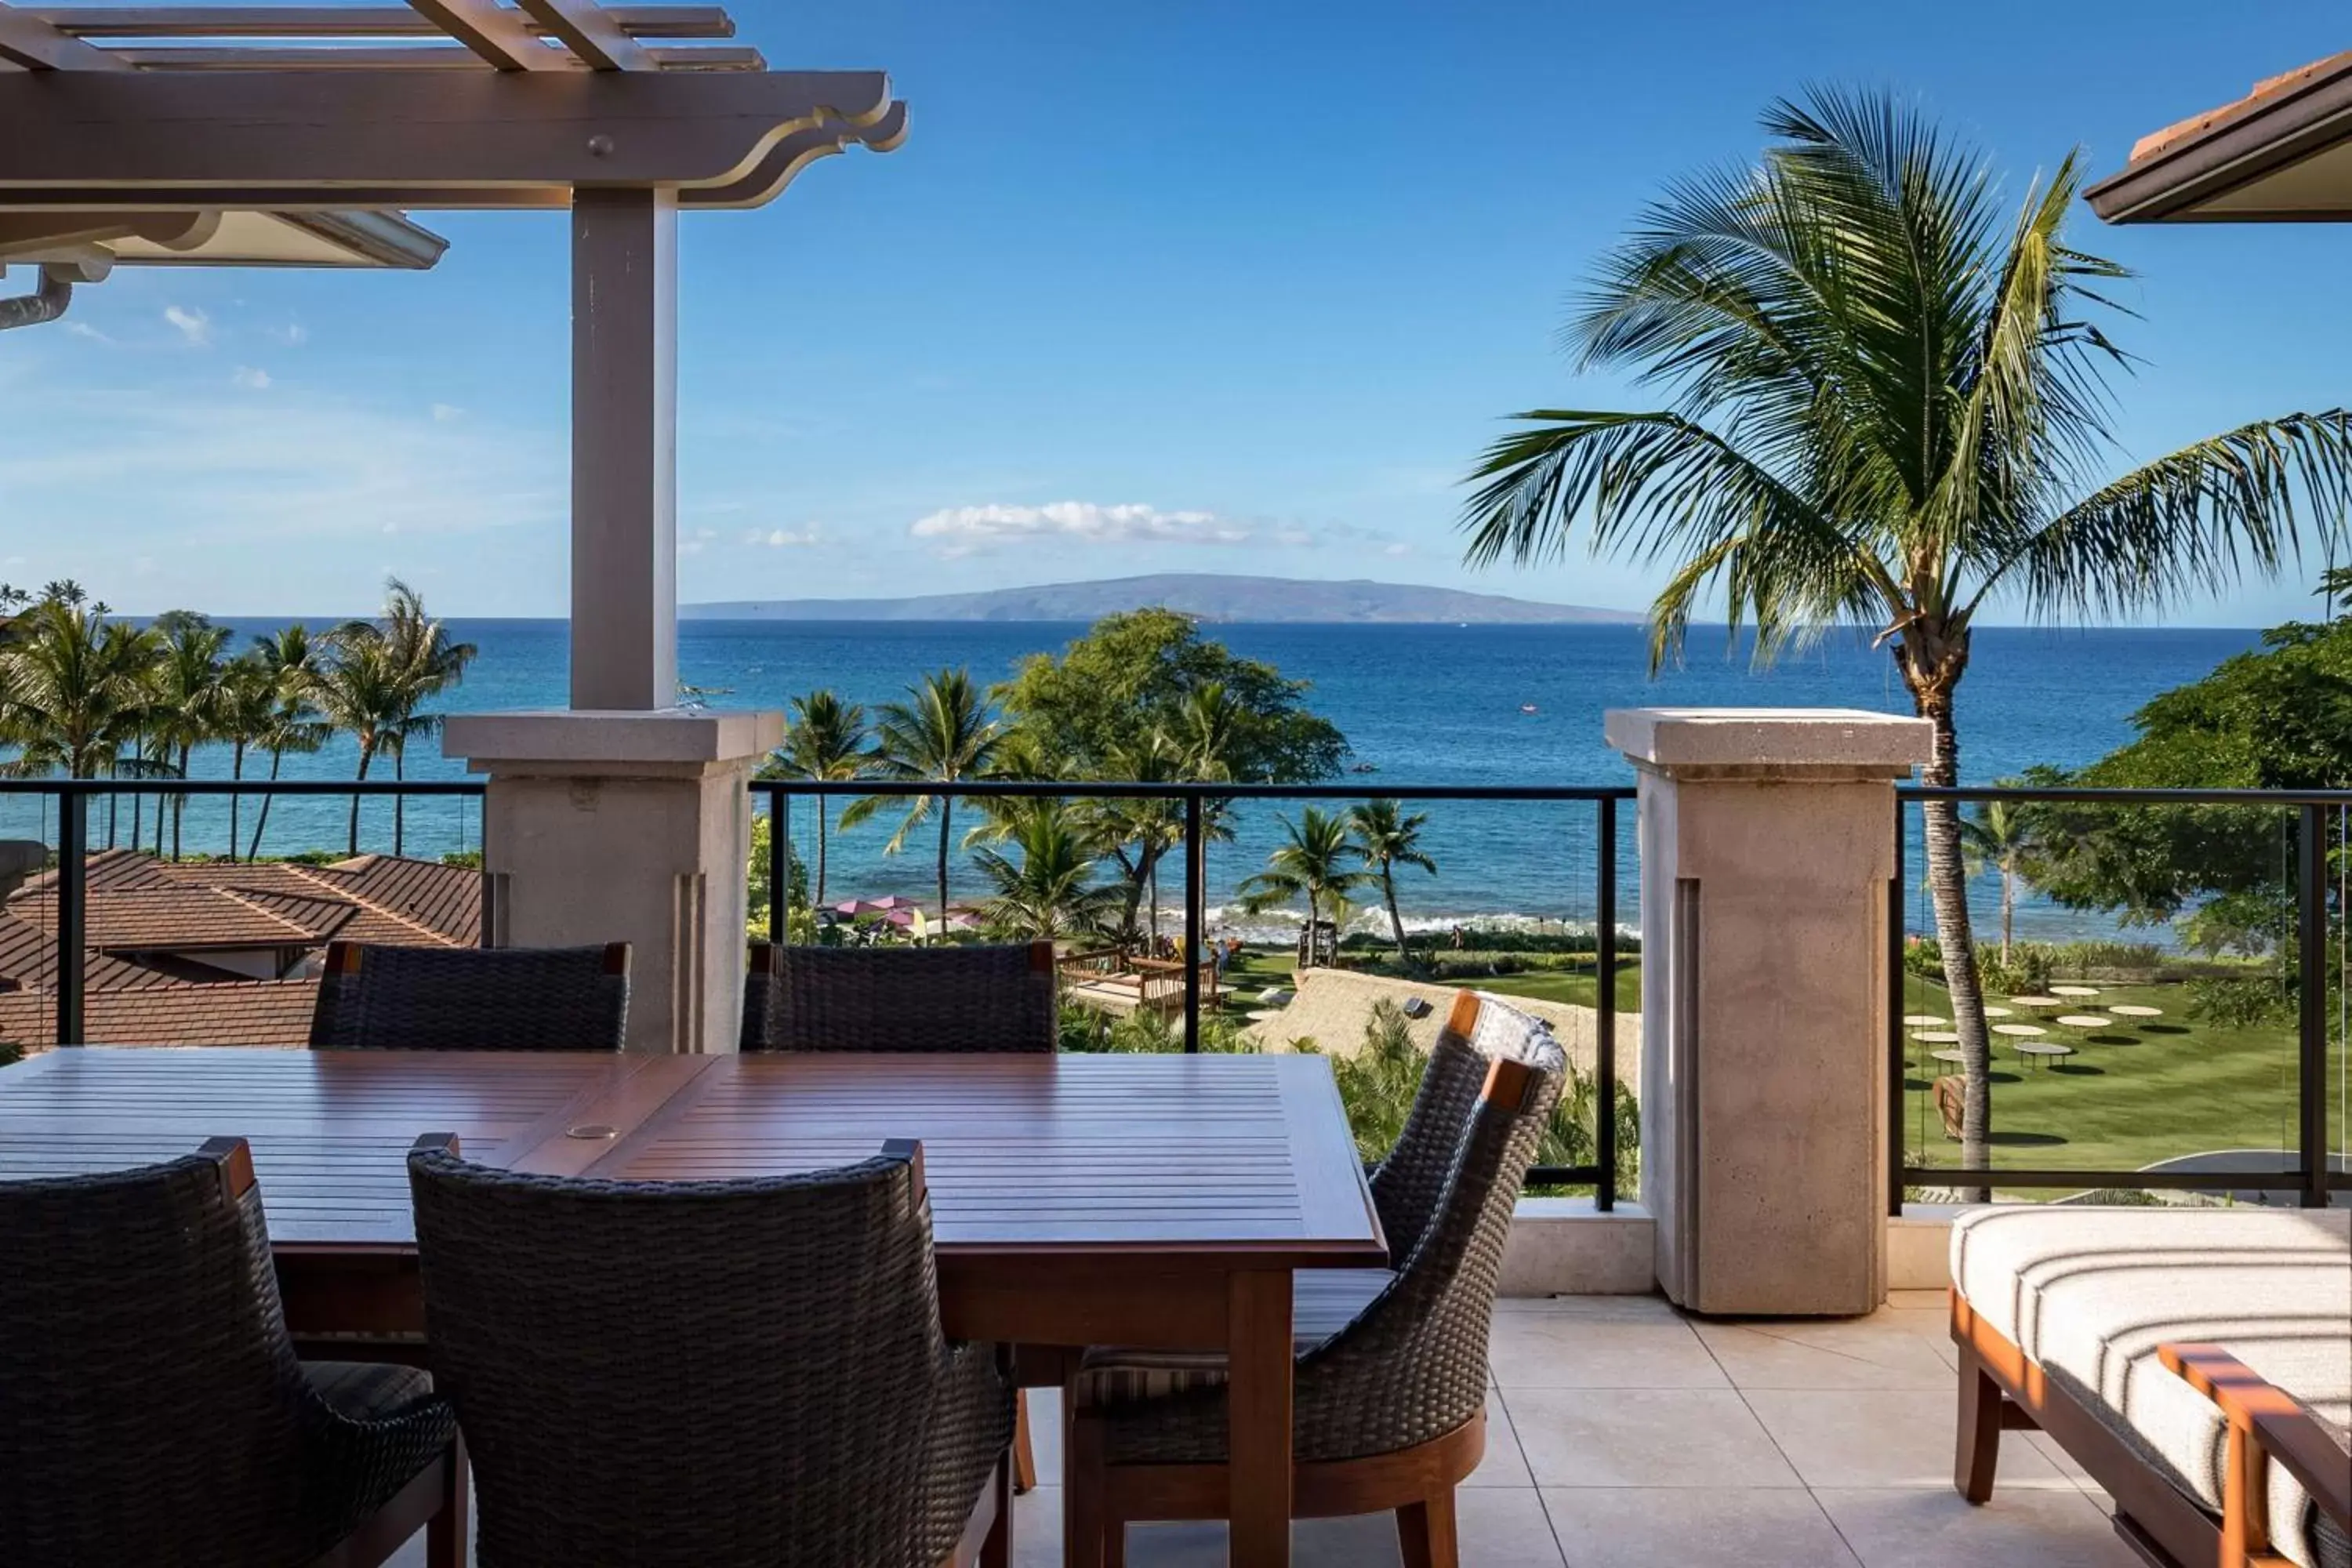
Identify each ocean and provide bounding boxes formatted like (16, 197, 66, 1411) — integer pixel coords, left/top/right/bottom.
(2, 620, 2261, 942)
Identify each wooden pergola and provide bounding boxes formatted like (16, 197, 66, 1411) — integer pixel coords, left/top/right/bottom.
(0, 0, 906, 708)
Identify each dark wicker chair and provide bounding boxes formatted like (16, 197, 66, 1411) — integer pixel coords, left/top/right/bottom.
(740, 940, 782, 1052)
(743, 940, 1058, 1053)
(408, 1134, 1015, 1567)
(0, 1137, 465, 1567)
(309, 939, 631, 1051)
(1065, 990, 1566, 1568)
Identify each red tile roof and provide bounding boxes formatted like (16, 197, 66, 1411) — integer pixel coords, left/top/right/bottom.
(0, 979, 318, 1047)
(2130, 52, 2352, 163)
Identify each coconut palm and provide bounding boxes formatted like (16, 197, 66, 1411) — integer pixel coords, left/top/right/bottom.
(1239, 806, 1370, 966)
(972, 798, 1120, 940)
(148, 612, 232, 860)
(1347, 799, 1437, 968)
(0, 597, 156, 782)
(243, 626, 329, 861)
(764, 689, 869, 907)
(212, 657, 280, 861)
(368, 579, 476, 856)
(312, 633, 407, 855)
(840, 668, 1004, 925)
(1460, 89, 2352, 1187)
(1961, 785, 2045, 966)
(1083, 733, 1187, 946)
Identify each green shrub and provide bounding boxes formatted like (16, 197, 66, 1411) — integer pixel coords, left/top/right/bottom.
(1903, 938, 1945, 982)
(2187, 977, 2292, 1029)
(1977, 945, 2053, 996)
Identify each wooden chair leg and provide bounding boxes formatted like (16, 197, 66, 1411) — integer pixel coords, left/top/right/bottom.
(979, 1443, 1013, 1568)
(1955, 1345, 2004, 1504)
(1014, 1390, 1038, 1494)
(1064, 1397, 1107, 1568)
(1396, 1490, 1458, 1568)
(425, 1432, 468, 1568)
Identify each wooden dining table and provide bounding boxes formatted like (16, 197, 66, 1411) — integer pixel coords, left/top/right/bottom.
(0, 1045, 1388, 1568)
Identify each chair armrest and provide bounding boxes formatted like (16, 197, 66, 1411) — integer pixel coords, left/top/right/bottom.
(2161, 1343, 2352, 1528)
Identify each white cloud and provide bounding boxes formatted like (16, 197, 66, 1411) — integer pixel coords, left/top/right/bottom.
(1382, 542, 1411, 557)
(681, 526, 720, 557)
(230, 366, 271, 390)
(62, 321, 114, 344)
(429, 403, 463, 423)
(266, 322, 309, 347)
(162, 305, 212, 347)
(909, 501, 1247, 557)
(745, 526, 820, 548)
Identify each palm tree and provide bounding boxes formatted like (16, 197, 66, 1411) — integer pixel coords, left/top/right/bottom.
(1347, 799, 1437, 968)
(1239, 806, 1370, 966)
(148, 612, 231, 860)
(972, 798, 1120, 940)
(312, 633, 405, 856)
(0, 597, 156, 782)
(369, 579, 476, 857)
(1961, 785, 2044, 966)
(1086, 733, 1187, 946)
(764, 689, 868, 907)
(243, 626, 329, 861)
(1460, 89, 2352, 1188)
(840, 668, 1004, 925)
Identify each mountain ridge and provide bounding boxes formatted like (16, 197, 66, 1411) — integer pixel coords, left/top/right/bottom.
(681, 573, 1643, 625)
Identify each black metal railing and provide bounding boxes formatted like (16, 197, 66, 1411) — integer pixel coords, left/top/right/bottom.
(753, 779, 1634, 1203)
(0, 777, 486, 1049)
(1891, 785, 2352, 1211)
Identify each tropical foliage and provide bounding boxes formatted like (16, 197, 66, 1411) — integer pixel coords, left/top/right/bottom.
(0, 577, 473, 861)
(1458, 87, 2352, 1185)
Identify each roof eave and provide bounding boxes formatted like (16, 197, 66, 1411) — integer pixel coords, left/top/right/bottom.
(2087, 54, 2352, 223)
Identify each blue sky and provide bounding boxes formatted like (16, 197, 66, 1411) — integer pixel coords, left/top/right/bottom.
(2, 0, 2346, 624)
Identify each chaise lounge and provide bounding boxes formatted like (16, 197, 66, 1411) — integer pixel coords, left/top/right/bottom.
(1948, 1205, 2350, 1568)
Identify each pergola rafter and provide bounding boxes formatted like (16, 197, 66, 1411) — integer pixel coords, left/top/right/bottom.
(0, 0, 906, 710)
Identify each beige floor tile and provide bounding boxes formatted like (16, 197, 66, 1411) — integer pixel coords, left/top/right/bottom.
(1541, 1486, 1862, 1567)
(1493, 1293, 1685, 1322)
(1692, 1315, 1957, 1391)
(1010, 1485, 1063, 1568)
(1880, 1307, 1962, 1369)
(1813, 1486, 2144, 1568)
(2025, 1431, 2119, 1509)
(1007, 1481, 1560, 1566)
(1111, 1511, 1403, 1566)
(1886, 1290, 1949, 1311)
(1506, 1387, 1802, 1488)
(1457, 1487, 1571, 1567)
(1743, 1389, 2073, 1490)
(1491, 1311, 1729, 1389)
(1468, 1388, 1537, 1486)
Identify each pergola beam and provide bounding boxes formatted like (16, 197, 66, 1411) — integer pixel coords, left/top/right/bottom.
(0, 0, 131, 68)
(0, 69, 897, 188)
(513, 0, 647, 70)
(108, 43, 760, 68)
(20, 5, 734, 37)
(401, 0, 561, 69)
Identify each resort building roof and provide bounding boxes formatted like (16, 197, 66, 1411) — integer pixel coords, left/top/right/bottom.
(2088, 50, 2352, 223)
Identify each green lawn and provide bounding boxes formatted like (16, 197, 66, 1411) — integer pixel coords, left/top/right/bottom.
(1470, 962, 1640, 1015)
(1899, 972, 2347, 1186)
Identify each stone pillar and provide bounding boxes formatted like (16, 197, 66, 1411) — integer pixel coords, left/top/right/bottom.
(1604, 708, 1931, 1316)
(570, 187, 677, 712)
(444, 709, 782, 1054)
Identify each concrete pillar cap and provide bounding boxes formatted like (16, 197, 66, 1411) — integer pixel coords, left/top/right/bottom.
(1604, 706, 1932, 779)
(443, 708, 784, 767)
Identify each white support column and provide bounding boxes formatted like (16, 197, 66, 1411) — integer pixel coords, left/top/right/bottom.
(445, 709, 781, 1054)
(570, 186, 677, 712)
(1606, 708, 1932, 1315)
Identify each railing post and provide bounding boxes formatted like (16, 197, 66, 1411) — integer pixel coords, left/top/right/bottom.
(2298, 804, 2328, 1208)
(1888, 800, 1907, 1217)
(1182, 793, 1204, 1053)
(769, 787, 788, 946)
(55, 786, 85, 1047)
(1595, 795, 1617, 1212)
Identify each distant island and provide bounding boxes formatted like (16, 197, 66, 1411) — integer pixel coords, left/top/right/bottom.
(681, 573, 1646, 625)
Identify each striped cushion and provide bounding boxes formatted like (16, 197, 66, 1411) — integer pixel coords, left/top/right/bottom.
(1073, 1268, 1394, 1409)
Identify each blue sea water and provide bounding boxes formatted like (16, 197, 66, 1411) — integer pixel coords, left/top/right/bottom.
(1, 620, 2260, 937)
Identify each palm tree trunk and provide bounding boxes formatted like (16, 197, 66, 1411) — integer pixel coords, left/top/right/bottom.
(936, 794, 952, 933)
(815, 798, 829, 908)
(1999, 870, 2016, 964)
(1148, 857, 1161, 945)
(249, 748, 282, 862)
(131, 779, 143, 856)
(172, 742, 189, 861)
(228, 740, 245, 863)
(348, 739, 375, 856)
(1912, 677, 1991, 1200)
(1305, 890, 1321, 967)
(1382, 869, 1411, 969)
(392, 748, 405, 858)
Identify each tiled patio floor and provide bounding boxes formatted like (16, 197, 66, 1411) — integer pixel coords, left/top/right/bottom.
(394, 1290, 2147, 1567)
